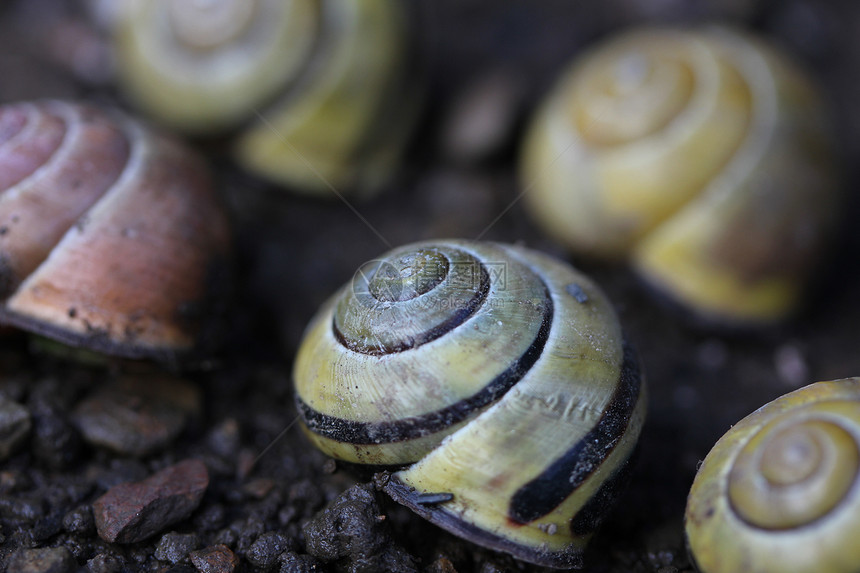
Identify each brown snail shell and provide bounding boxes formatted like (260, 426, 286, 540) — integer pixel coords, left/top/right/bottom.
(0, 100, 231, 361)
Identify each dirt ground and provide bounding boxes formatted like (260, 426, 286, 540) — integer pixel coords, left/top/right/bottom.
(0, 0, 859, 571)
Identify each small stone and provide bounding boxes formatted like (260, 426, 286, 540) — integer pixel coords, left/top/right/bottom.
(247, 531, 290, 569)
(193, 503, 226, 532)
(0, 469, 32, 493)
(235, 448, 256, 481)
(774, 344, 809, 386)
(321, 459, 337, 474)
(441, 68, 525, 163)
(231, 516, 265, 555)
(426, 556, 458, 573)
(303, 484, 418, 573)
(243, 478, 276, 500)
(31, 512, 64, 541)
(63, 505, 95, 534)
(0, 397, 31, 459)
(72, 375, 200, 457)
(278, 552, 320, 573)
(7, 547, 75, 573)
(0, 494, 46, 523)
(93, 459, 209, 543)
(30, 403, 81, 469)
(155, 532, 199, 564)
(288, 479, 324, 515)
(189, 544, 239, 573)
(206, 418, 241, 459)
(86, 553, 124, 573)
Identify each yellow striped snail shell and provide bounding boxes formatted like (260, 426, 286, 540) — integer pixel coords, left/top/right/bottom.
(293, 239, 646, 568)
(112, 0, 420, 199)
(520, 27, 841, 325)
(686, 378, 860, 573)
(0, 100, 231, 361)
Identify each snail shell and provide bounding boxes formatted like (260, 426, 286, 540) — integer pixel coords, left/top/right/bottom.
(686, 378, 860, 573)
(114, 0, 420, 198)
(520, 27, 841, 325)
(0, 100, 231, 361)
(294, 240, 646, 568)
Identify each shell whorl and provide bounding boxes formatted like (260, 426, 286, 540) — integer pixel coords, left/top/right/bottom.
(117, 0, 319, 132)
(0, 100, 231, 360)
(116, 0, 420, 197)
(294, 240, 646, 568)
(521, 27, 840, 324)
(686, 378, 860, 573)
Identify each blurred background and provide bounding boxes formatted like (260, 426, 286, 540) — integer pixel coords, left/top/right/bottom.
(0, 1, 859, 571)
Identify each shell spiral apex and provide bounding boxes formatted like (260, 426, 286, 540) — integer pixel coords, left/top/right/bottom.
(520, 27, 841, 325)
(686, 378, 860, 573)
(293, 239, 646, 568)
(0, 100, 231, 361)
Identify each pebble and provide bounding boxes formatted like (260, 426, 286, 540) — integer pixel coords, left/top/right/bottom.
(0, 397, 31, 459)
(243, 478, 277, 500)
(230, 516, 265, 555)
(31, 512, 64, 542)
(0, 469, 32, 493)
(30, 402, 81, 469)
(7, 547, 75, 573)
(0, 494, 46, 523)
(85, 553, 124, 573)
(303, 483, 418, 573)
(774, 343, 809, 386)
(277, 552, 320, 573)
(72, 375, 201, 457)
(192, 503, 227, 533)
(62, 505, 95, 534)
(288, 479, 324, 516)
(440, 68, 525, 163)
(92, 459, 209, 543)
(155, 531, 199, 564)
(206, 418, 241, 460)
(426, 556, 458, 573)
(188, 544, 239, 573)
(246, 531, 290, 569)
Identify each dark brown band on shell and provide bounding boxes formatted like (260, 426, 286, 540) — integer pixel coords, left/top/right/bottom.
(569, 455, 635, 536)
(508, 341, 642, 524)
(298, 283, 553, 444)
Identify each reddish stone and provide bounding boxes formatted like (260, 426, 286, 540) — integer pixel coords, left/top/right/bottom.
(189, 544, 239, 573)
(93, 458, 208, 543)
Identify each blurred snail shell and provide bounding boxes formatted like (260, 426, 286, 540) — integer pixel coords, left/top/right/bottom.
(113, 0, 421, 198)
(294, 239, 646, 568)
(520, 27, 841, 325)
(686, 378, 860, 573)
(0, 100, 231, 361)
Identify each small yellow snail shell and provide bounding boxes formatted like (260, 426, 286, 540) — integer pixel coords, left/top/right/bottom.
(0, 100, 231, 361)
(293, 240, 646, 568)
(520, 27, 841, 325)
(686, 378, 860, 573)
(113, 0, 420, 199)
